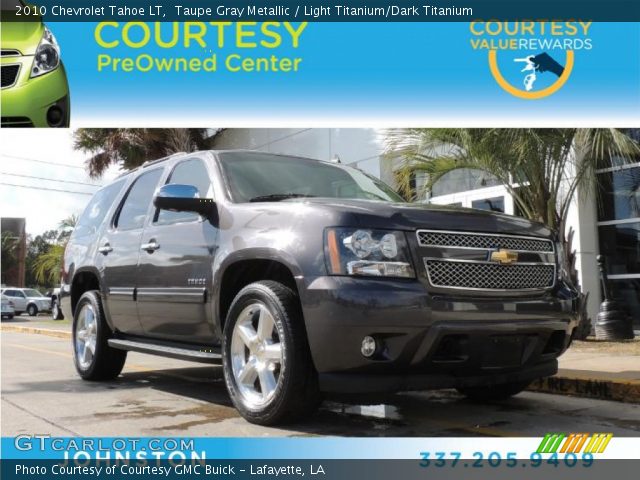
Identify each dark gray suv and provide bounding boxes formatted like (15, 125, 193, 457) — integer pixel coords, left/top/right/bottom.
(60, 150, 579, 425)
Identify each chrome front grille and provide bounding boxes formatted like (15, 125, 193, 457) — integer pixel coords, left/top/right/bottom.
(417, 230, 554, 253)
(417, 229, 556, 292)
(425, 260, 555, 291)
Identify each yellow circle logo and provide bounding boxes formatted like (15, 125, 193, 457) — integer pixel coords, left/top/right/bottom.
(488, 50, 574, 100)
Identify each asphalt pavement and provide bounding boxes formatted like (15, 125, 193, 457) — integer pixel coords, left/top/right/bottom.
(2, 330, 640, 437)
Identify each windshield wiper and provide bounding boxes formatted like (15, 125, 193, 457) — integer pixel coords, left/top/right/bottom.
(249, 193, 316, 202)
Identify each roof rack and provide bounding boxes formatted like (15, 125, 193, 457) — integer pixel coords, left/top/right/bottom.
(142, 151, 187, 168)
(113, 152, 188, 179)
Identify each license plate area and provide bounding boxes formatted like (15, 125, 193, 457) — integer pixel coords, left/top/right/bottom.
(481, 335, 525, 369)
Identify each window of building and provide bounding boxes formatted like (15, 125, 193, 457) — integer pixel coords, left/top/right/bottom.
(596, 150, 640, 326)
(597, 166, 640, 222)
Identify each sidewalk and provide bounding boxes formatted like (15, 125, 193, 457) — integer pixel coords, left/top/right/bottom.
(529, 339, 640, 403)
(1, 316, 71, 338)
(2, 317, 639, 403)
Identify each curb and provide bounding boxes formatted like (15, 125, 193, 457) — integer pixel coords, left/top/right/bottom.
(528, 373, 640, 404)
(1, 324, 71, 339)
(4, 323, 639, 403)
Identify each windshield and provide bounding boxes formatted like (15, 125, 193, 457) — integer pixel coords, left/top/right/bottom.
(219, 152, 404, 203)
(23, 289, 43, 297)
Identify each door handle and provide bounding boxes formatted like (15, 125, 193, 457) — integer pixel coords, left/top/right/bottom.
(98, 243, 113, 255)
(141, 240, 160, 252)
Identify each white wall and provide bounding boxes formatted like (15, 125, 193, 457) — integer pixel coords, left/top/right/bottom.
(212, 128, 388, 181)
(565, 188, 600, 330)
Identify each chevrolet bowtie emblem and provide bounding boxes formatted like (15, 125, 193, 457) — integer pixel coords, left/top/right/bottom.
(490, 249, 519, 264)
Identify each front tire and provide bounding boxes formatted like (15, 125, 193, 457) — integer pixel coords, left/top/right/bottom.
(457, 380, 531, 402)
(73, 290, 126, 380)
(222, 281, 320, 425)
(27, 304, 38, 316)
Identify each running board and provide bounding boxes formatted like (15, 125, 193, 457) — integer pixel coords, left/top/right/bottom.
(108, 339, 222, 364)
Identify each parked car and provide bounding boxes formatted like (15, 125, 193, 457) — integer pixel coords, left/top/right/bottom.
(60, 151, 579, 425)
(1, 294, 15, 319)
(1, 0, 70, 127)
(1, 287, 52, 316)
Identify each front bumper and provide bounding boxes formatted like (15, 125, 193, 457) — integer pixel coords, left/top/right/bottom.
(301, 276, 579, 393)
(1, 56, 69, 127)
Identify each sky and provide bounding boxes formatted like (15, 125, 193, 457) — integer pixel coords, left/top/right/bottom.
(0, 130, 121, 236)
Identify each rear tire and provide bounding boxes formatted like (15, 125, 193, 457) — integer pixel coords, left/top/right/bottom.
(457, 380, 531, 402)
(222, 280, 321, 425)
(27, 304, 38, 316)
(73, 290, 126, 380)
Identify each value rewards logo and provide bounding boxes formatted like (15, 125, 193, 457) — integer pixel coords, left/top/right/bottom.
(469, 21, 593, 99)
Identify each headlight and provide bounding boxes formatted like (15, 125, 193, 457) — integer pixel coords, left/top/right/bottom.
(325, 228, 415, 278)
(31, 27, 60, 78)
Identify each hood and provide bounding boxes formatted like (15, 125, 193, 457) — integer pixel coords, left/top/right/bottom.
(0, 17, 44, 55)
(290, 198, 554, 238)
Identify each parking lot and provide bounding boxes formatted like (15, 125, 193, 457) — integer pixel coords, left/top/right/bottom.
(3, 319, 640, 438)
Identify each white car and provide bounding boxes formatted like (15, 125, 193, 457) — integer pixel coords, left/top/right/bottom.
(1, 295, 15, 319)
(0, 288, 52, 316)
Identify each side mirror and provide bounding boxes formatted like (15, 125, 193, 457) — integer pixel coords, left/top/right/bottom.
(153, 184, 216, 218)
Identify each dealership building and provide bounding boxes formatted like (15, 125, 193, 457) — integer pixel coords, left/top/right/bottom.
(213, 128, 640, 331)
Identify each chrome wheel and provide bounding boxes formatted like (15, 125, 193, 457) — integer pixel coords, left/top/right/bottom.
(75, 304, 97, 370)
(230, 303, 283, 408)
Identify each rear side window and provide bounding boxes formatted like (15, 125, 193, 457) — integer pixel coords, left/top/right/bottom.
(74, 179, 126, 238)
(155, 158, 213, 225)
(115, 169, 163, 230)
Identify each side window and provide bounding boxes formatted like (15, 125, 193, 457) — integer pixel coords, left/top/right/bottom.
(4, 290, 16, 297)
(15, 291, 25, 298)
(115, 169, 163, 231)
(74, 179, 126, 238)
(155, 158, 213, 225)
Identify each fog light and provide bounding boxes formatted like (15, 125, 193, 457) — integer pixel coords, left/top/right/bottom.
(46, 105, 64, 127)
(361, 336, 377, 358)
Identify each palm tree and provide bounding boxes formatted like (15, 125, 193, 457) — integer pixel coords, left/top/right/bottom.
(385, 128, 640, 338)
(386, 129, 639, 229)
(1, 232, 18, 284)
(33, 244, 65, 285)
(57, 214, 78, 243)
(73, 128, 222, 178)
(32, 215, 78, 285)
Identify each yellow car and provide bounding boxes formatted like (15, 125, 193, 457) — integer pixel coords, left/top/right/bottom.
(1, 1, 70, 127)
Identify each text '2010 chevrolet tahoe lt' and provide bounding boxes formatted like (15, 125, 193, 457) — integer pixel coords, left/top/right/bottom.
(60, 151, 579, 425)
